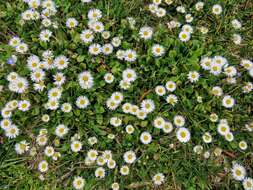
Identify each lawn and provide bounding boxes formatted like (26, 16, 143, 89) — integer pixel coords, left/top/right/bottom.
(0, 0, 253, 189)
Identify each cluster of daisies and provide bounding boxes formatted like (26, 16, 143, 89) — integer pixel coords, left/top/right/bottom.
(1, 0, 253, 189)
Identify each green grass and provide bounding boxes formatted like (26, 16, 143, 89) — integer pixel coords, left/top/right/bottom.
(0, 0, 253, 189)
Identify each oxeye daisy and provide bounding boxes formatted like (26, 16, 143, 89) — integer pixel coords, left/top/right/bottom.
(76, 96, 90, 109)
(78, 71, 94, 89)
(71, 140, 82, 152)
(141, 99, 155, 113)
(38, 160, 48, 173)
(152, 173, 165, 185)
(139, 26, 153, 40)
(231, 163, 246, 181)
(111, 92, 123, 104)
(151, 44, 165, 57)
(179, 31, 191, 42)
(116, 50, 125, 60)
(66, 18, 78, 28)
(55, 124, 69, 138)
(176, 127, 191, 143)
(212, 4, 222, 15)
(140, 131, 152, 144)
(222, 95, 235, 108)
(153, 0, 161, 5)
(124, 49, 137, 62)
(73, 176, 85, 190)
(95, 167, 105, 178)
(120, 165, 129, 176)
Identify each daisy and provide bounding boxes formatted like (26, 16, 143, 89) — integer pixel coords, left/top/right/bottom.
(200, 57, 212, 70)
(179, 31, 191, 42)
(141, 99, 155, 113)
(155, 85, 166, 96)
(15, 140, 29, 154)
(124, 49, 137, 62)
(166, 94, 178, 106)
(46, 99, 59, 110)
(9, 37, 21, 47)
(195, 2, 204, 11)
(224, 66, 237, 77)
(80, 29, 94, 44)
(61, 103, 72, 113)
(202, 132, 212, 143)
(102, 150, 112, 162)
(162, 122, 173, 133)
(140, 131, 152, 144)
(165, 81, 176, 92)
(153, 116, 165, 129)
(87, 149, 98, 161)
(0, 118, 12, 130)
(120, 165, 129, 176)
(211, 86, 223, 96)
(107, 159, 116, 169)
(156, 7, 166, 17)
(91, 21, 104, 33)
(76, 96, 90, 109)
(38, 160, 48, 173)
(153, 0, 161, 5)
(217, 123, 230, 136)
(53, 55, 69, 70)
(111, 92, 123, 104)
(55, 124, 69, 138)
(212, 4, 222, 15)
(44, 146, 55, 157)
(71, 140, 82, 152)
(231, 19, 242, 29)
(243, 178, 253, 190)
(176, 127, 191, 143)
(53, 72, 66, 86)
(239, 141, 248, 150)
(88, 8, 102, 20)
(89, 43, 101, 55)
(139, 26, 153, 40)
(148, 4, 158, 13)
(48, 87, 62, 100)
(111, 183, 120, 190)
(116, 50, 125, 60)
(130, 105, 139, 115)
(173, 115, 185, 127)
(102, 31, 110, 39)
(185, 14, 193, 23)
(152, 173, 165, 185)
(78, 71, 94, 89)
(106, 99, 119, 110)
(122, 103, 132, 113)
(125, 125, 135, 134)
(39, 29, 52, 42)
(182, 24, 193, 33)
(66, 18, 78, 28)
(225, 132, 234, 142)
(18, 100, 30, 111)
(102, 43, 114, 55)
(151, 44, 165, 57)
(31, 69, 45, 82)
(222, 95, 235, 108)
(136, 110, 147, 120)
(36, 135, 48, 146)
(122, 68, 137, 82)
(16, 42, 28, 53)
(110, 117, 122, 127)
(111, 37, 122, 47)
(210, 62, 222, 75)
(96, 156, 106, 166)
(176, 6, 186, 13)
(119, 80, 131, 90)
(231, 163, 246, 181)
(104, 73, 114, 84)
(188, 71, 200, 83)
(94, 167, 105, 178)
(73, 176, 85, 190)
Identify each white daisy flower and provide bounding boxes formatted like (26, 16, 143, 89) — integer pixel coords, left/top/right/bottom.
(151, 44, 165, 57)
(123, 150, 136, 164)
(102, 43, 114, 55)
(212, 4, 222, 15)
(55, 124, 69, 138)
(222, 95, 235, 108)
(71, 140, 82, 152)
(188, 71, 200, 83)
(176, 127, 191, 143)
(153, 116, 165, 129)
(139, 26, 153, 40)
(88, 8, 102, 20)
(179, 31, 191, 42)
(124, 49, 137, 62)
(89, 43, 101, 55)
(78, 71, 94, 89)
(104, 73, 114, 84)
(231, 163, 246, 181)
(39, 29, 52, 42)
(110, 117, 122, 127)
(120, 165, 129, 176)
(140, 131, 152, 144)
(54, 55, 69, 70)
(76, 96, 90, 109)
(173, 115, 185, 127)
(38, 160, 48, 173)
(80, 29, 94, 44)
(152, 173, 165, 185)
(243, 178, 253, 190)
(73, 176, 85, 190)
(15, 140, 29, 154)
(66, 18, 78, 28)
(18, 100, 31, 111)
